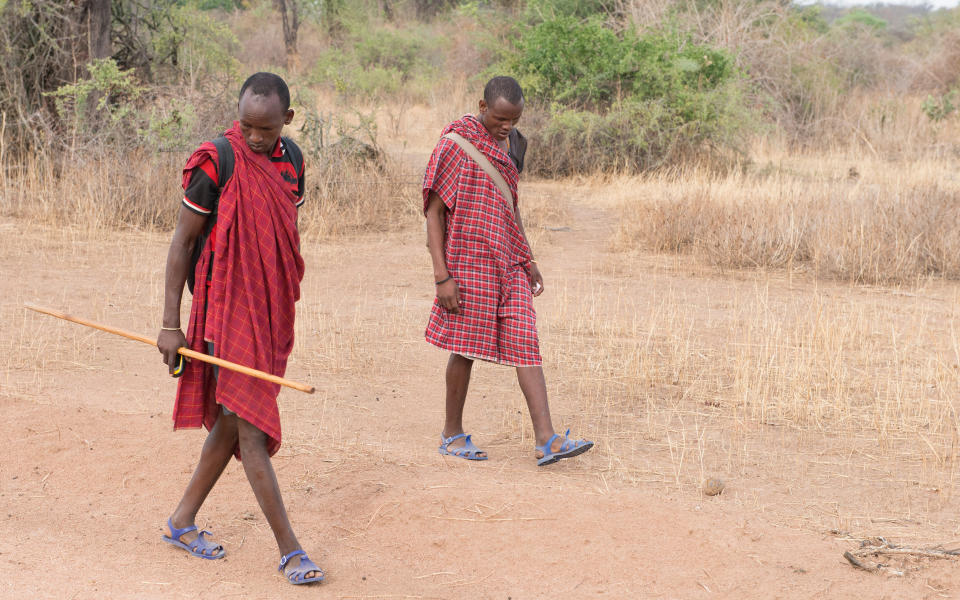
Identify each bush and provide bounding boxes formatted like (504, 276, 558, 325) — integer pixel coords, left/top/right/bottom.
(524, 0, 612, 20)
(834, 8, 887, 32)
(509, 16, 624, 107)
(0, 0, 87, 150)
(530, 90, 747, 175)
(45, 58, 146, 147)
(308, 25, 444, 100)
(922, 89, 958, 121)
(114, 1, 241, 87)
(502, 16, 748, 174)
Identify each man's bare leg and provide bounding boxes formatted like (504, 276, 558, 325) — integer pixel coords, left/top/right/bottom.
(440, 353, 485, 457)
(516, 365, 564, 455)
(166, 408, 238, 554)
(236, 418, 321, 579)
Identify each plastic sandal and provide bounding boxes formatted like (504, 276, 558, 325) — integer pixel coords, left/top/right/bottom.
(438, 432, 488, 460)
(162, 518, 225, 559)
(279, 550, 325, 585)
(535, 429, 594, 466)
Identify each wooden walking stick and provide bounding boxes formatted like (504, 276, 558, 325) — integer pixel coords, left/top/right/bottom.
(24, 303, 315, 394)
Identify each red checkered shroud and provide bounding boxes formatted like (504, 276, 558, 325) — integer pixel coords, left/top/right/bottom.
(422, 115, 541, 366)
(174, 123, 305, 457)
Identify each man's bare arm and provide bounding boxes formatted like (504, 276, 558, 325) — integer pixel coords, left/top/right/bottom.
(425, 191, 461, 314)
(157, 205, 208, 373)
(514, 203, 544, 296)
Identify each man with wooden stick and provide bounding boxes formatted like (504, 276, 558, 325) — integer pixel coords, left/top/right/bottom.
(423, 76, 594, 465)
(156, 72, 323, 585)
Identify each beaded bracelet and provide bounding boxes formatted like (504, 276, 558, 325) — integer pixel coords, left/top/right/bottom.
(435, 275, 453, 285)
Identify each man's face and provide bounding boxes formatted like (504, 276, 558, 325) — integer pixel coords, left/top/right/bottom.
(479, 97, 523, 142)
(237, 90, 294, 155)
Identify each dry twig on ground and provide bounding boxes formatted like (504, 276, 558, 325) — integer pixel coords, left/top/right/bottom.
(843, 537, 960, 576)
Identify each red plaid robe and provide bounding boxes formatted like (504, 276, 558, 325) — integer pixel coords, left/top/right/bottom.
(173, 123, 305, 457)
(422, 115, 541, 366)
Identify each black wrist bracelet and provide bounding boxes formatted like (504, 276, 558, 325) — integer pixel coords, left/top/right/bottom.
(435, 275, 453, 285)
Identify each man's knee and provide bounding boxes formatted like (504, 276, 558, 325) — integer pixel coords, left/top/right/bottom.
(236, 418, 269, 454)
(209, 409, 238, 440)
(450, 353, 474, 365)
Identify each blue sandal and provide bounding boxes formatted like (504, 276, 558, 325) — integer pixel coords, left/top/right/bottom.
(162, 518, 225, 559)
(438, 433, 488, 460)
(279, 549, 325, 585)
(536, 429, 594, 466)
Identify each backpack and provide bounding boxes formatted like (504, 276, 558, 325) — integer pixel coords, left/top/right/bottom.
(186, 135, 304, 294)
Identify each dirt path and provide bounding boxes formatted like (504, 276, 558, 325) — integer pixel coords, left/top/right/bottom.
(1, 187, 958, 598)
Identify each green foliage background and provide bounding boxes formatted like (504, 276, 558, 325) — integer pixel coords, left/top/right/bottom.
(501, 15, 745, 173)
(2, 0, 960, 173)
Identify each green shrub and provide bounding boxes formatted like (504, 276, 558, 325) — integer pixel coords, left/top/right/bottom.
(196, 0, 243, 9)
(45, 58, 146, 144)
(511, 17, 735, 108)
(834, 8, 887, 32)
(509, 16, 622, 106)
(142, 96, 201, 152)
(309, 25, 444, 100)
(354, 28, 427, 73)
(150, 3, 241, 86)
(530, 89, 747, 176)
(524, 0, 612, 20)
(502, 16, 748, 174)
(922, 90, 958, 122)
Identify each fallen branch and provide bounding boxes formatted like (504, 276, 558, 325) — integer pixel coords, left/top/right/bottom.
(842, 536, 960, 576)
(843, 551, 876, 572)
(851, 546, 960, 560)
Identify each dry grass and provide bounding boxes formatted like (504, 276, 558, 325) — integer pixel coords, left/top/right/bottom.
(542, 274, 960, 439)
(0, 149, 184, 231)
(298, 155, 422, 238)
(612, 152, 960, 285)
(0, 141, 421, 238)
(526, 255, 960, 538)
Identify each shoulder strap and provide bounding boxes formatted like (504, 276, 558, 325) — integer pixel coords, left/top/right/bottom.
(211, 136, 234, 188)
(282, 136, 304, 178)
(442, 132, 514, 205)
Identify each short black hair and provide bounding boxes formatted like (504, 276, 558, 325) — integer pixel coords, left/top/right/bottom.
(483, 76, 524, 106)
(238, 72, 290, 111)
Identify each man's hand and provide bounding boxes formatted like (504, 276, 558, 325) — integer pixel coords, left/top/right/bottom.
(158, 328, 187, 374)
(529, 262, 544, 297)
(437, 278, 461, 314)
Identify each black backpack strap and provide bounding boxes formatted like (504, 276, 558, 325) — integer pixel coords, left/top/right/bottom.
(211, 136, 235, 187)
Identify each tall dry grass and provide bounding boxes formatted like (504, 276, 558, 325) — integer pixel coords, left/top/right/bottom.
(0, 149, 184, 231)
(535, 266, 960, 499)
(0, 143, 420, 237)
(612, 152, 960, 285)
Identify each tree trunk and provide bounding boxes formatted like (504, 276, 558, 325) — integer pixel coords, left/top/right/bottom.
(76, 0, 113, 134)
(81, 0, 112, 61)
(381, 0, 394, 21)
(275, 0, 300, 71)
